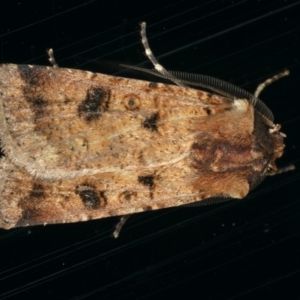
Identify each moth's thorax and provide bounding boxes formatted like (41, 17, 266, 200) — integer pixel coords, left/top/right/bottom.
(189, 99, 285, 198)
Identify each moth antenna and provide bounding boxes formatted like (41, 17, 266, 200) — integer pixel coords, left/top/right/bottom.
(140, 22, 185, 87)
(112, 215, 131, 238)
(47, 48, 59, 68)
(254, 70, 289, 98)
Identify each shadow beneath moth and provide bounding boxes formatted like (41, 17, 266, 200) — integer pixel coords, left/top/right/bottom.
(0, 22, 293, 237)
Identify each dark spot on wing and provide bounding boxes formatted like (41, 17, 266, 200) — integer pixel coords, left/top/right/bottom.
(28, 96, 47, 118)
(17, 181, 46, 227)
(78, 86, 110, 121)
(78, 189, 100, 209)
(138, 175, 155, 189)
(18, 64, 45, 86)
(18, 65, 50, 119)
(143, 112, 159, 131)
(204, 107, 212, 115)
(139, 175, 156, 200)
(29, 183, 45, 198)
(123, 94, 141, 110)
(76, 185, 107, 209)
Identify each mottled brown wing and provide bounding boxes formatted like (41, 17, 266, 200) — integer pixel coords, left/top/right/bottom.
(0, 64, 285, 229)
(0, 156, 205, 229)
(0, 64, 231, 180)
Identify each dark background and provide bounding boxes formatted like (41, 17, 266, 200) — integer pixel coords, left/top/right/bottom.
(1, 1, 300, 299)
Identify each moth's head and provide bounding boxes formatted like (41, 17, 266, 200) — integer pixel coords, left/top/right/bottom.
(249, 110, 285, 189)
(266, 124, 286, 173)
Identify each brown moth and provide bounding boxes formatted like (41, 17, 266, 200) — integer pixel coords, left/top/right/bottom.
(0, 22, 290, 235)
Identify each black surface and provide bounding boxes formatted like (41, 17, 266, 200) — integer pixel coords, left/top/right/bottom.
(1, 1, 300, 299)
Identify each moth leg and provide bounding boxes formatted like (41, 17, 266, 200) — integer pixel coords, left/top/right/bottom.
(47, 48, 59, 68)
(267, 164, 295, 176)
(140, 22, 185, 87)
(112, 215, 131, 238)
(254, 70, 289, 98)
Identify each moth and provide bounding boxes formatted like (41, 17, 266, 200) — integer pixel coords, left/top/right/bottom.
(0, 22, 291, 236)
